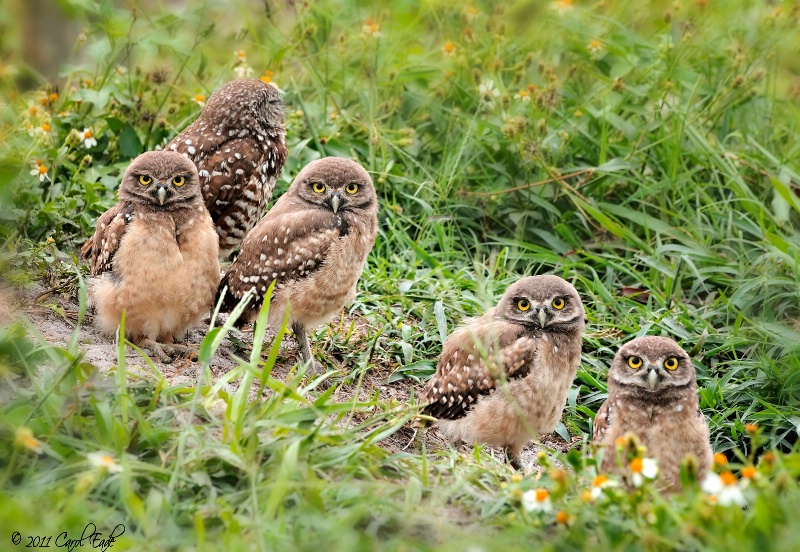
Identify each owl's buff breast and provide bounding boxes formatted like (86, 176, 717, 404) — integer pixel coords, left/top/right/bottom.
(601, 394, 712, 489)
(92, 207, 220, 341)
(437, 333, 580, 450)
(269, 212, 377, 329)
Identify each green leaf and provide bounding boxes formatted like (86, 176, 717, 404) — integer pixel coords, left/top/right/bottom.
(198, 328, 222, 365)
(770, 176, 800, 217)
(73, 88, 111, 110)
(118, 124, 143, 159)
(105, 117, 124, 134)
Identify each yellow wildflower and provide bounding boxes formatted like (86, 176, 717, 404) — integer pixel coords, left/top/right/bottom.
(14, 427, 43, 454)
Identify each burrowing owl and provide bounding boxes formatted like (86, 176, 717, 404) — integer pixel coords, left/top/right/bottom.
(592, 336, 712, 492)
(166, 78, 287, 259)
(419, 275, 586, 469)
(86, 151, 220, 362)
(217, 157, 378, 371)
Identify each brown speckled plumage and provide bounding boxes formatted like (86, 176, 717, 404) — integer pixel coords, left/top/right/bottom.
(217, 157, 378, 370)
(592, 336, 712, 492)
(166, 79, 287, 259)
(86, 151, 220, 362)
(420, 275, 586, 469)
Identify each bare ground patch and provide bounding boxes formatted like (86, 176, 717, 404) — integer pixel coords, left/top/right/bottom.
(10, 281, 574, 469)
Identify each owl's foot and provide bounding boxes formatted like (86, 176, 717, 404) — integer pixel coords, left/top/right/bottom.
(292, 323, 321, 375)
(505, 446, 524, 471)
(138, 339, 197, 364)
(403, 420, 428, 452)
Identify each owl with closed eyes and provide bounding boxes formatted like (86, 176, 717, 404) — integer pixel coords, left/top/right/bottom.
(166, 78, 287, 259)
(216, 157, 378, 372)
(418, 275, 586, 469)
(593, 336, 712, 492)
(85, 151, 220, 362)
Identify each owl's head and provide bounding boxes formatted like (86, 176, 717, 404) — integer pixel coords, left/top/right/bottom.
(201, 79, 284, 130)
(291, 157, 377, 215)
(119, 151, 201, 208)
(609, 336, 695, 393)
(498, 275, 585, 333)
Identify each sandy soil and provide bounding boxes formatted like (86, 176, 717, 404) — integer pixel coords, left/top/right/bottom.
(8, 281, 575, 469)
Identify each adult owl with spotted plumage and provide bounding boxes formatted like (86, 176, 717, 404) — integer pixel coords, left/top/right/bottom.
(418, 275, 585, 469)
(216, 157, 378, 372)
(593, 336, 712, 492)
(166, 78, 287, 259)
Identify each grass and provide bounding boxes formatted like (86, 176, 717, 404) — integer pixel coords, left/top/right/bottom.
(1, 0, 800, 549)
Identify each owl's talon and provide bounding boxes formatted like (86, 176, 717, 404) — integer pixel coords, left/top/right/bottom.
(138, 340, 195, 364)
(403, 423, 427, 452)
(291, 322, 322, 375)
(508, 456, 524, 471)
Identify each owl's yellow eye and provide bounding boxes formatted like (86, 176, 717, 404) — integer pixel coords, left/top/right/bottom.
(138, 175, 152, 186)
(627, 356, 643, 370)
(664, 357, 679, 370)
(552, 297, 566, 310)
(517, 299, 531, 311)
(345, 182, 359, 194)
(312, 182, 326, 194)
(173, 176, 185, 187)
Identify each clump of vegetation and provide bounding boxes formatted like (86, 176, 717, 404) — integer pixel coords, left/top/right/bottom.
(0, 0, 798, 549)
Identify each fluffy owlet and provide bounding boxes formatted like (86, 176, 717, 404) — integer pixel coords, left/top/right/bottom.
(216, 157, 378, 371)
(592, 336, 712, 492)
(419, 275, 586, 469)
(166, 78, 287, 259)
(86, 151, 220, 362)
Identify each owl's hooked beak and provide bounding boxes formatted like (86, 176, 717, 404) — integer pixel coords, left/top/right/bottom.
(537, 308, 548, 328)
(329, 192, 341, 214)
(646, 367, 659, 390)
(157, 186, 167, 206)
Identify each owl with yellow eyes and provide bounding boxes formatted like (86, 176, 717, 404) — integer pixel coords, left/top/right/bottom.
(216, 157, 378, 373)
(418, 275, 586, 469)
(593, 336, 712, 492)
(84, 151, 220, 363)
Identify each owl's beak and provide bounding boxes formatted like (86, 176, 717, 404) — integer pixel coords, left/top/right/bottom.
(329, 192, 341, 214)
(646, 367, 659, 390)
(537, 308, 548, 328)
(157, 186, 167, 206)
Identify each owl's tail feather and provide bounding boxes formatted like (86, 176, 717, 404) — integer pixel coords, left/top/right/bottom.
(79, 235, 94, 260)
(215, 273, 238, 314)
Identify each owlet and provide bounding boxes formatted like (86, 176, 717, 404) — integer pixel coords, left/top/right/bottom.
(86, 151, 220, 362)
(419, 275, 586, 469)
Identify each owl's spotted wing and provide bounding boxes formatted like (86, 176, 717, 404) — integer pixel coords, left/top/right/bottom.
(80, 204, 120, 262)
(421, 319, 535, 420)
(592, 399, 612, 445)
(217, 206, 347, 311)
(84, 203, 135, 276)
